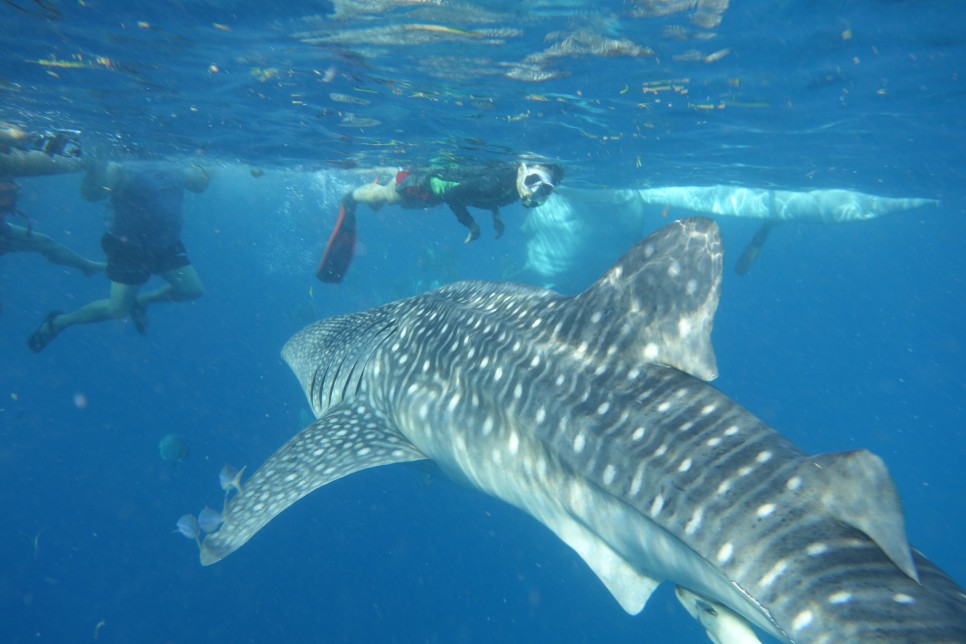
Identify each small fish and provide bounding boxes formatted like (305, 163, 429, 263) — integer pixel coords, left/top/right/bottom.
(198, 506, 224, 534)
(175, 514, 200, 541)
(219, 464, 246, 496)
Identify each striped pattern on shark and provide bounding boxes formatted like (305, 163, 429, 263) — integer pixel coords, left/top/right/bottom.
(198, 218, 966, 643)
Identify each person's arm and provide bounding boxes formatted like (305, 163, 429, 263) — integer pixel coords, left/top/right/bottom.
(0, 148, 86, 177)
(448, 203, 481, 243)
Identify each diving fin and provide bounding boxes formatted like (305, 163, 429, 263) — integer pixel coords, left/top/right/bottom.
(316, 200, 357, 283)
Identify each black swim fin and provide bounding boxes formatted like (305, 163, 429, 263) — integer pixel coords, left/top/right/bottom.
(316, 200, 357, 283)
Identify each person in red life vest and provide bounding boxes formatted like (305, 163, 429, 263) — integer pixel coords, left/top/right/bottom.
(317, 160, 563, 283)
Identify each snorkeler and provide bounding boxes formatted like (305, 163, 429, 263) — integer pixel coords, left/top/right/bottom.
(27, 160, 211, 353)
(0, 177, 104, 277)
(316, 160, 563, 283)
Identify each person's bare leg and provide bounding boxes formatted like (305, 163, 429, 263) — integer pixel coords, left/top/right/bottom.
(137, 264, 204, 307)
(5, 225, 105, 275)
(351, 182, 400, 208)
(51, 281, 140, 333)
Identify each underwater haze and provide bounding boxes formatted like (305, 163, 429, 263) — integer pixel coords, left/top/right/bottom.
(1, 1, 964, 643)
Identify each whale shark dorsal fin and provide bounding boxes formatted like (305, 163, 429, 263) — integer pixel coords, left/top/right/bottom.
(199, 402, 425, 565)
(802, 450, 919, 582)
(571, 217, 723, 381)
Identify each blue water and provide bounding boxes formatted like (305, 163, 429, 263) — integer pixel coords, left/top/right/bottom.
(1, 1, 964, 642)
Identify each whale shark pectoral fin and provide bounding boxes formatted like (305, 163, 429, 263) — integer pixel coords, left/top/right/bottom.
(803, 450, 919, 582)
(674, 587, 762, 644)
(200, 403, 426, 565)
(552, 515, 659, 614)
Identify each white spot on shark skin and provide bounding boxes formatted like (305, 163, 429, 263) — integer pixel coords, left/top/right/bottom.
(530, 355, 541, 368)
(630, 464, 645, 496)
(678, 420, 695, 432)
(756, 503, 776, 518)
(418, 403, 429, 420)
(596, 402, 610, 415)
(508, 432, 519, 455)
(706, 436, 722, 447)
(893, 593, 915, 604)
(792, 609, 814, 631)
(686, 278, 698, 295)
(482, 417, 494, 436)
(717, 479, 732, 495)
(480, 356, 490, 369)
(467, 346, 476, 360)
(573, 432, 586, 454)
(407, 383, 419, 396)
(513, 383, 523, 399)
(643, 343, 659, 360)
(724, 424, 739, 436)
(447, 393, 462, 413)
(657, 401, 672, 413)
(700, 403, 716, 415)
(668, 260, 682, 277)
(590, 311, 602, 324)
(283, 473, 297, 482)
(654, 444, 668, 457)
(530, 318, 542, 329)
(555, 374, 565, 386)
(602, 464, 616, 486)
(806, 542, 829, 556)
(649, 495, 664, 517)
(759, 559, 787, 588)
(357, 447, 372, 457)
(512, 340, 522, 352)
(422, 359, 431, 373)
(494, 366, 503, 382)
(631, 426, 646, 441)
(717, 542, 733, 564)
(685, 508, 703, 535)
(627, 367, 640, 381)
(535, 407, 546, 424)
(678, 458, 692, 473)
(755, 450, 773, 463)
(677, 318, 692, 337)
(737, 465, 753, 477)
(786, 476, 802, 491)
(828, 591, 853, 604)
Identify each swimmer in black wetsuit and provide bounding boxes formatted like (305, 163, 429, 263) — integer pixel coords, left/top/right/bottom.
(317, 160, 563, 283)
(27, 160, 211, 352)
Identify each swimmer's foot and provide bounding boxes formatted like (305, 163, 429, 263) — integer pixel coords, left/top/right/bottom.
(27, 310, 62, 353)
(463, 223, 481, 244)
(130, 302, 149, 335)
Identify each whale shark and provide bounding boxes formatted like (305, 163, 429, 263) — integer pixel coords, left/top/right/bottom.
(521, 186, 938, 287)
(197, 218, 966, 642)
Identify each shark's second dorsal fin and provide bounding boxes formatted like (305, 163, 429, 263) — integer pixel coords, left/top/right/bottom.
(801, 450, 919, 582)
(571, 217, 723, 381)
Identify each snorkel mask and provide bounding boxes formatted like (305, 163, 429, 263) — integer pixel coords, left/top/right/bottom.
(520, 164, 554, 208)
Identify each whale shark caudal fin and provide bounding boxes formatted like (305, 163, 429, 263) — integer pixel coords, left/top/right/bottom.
(799, 449, 919, 582)
(199, 402, 425, 565)
(570, 217, 722, 381)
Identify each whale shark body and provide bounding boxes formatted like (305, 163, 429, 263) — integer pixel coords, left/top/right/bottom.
(198, 218, 966, 642)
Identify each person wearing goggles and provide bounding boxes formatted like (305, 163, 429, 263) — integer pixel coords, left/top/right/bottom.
(317, 160, 564, 283)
